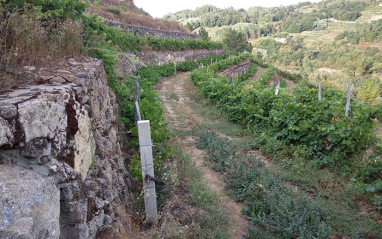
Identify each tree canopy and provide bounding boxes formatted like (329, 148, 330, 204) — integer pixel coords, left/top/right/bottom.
(222, 28, 252, 52)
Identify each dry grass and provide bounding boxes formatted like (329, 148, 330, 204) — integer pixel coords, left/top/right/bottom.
(0, 9, 83, 74)
(87, 4, 190, 33)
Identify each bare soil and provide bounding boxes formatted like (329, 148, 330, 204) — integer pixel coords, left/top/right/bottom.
(245, 66, 266, 89)
(157, 72, 248, 239)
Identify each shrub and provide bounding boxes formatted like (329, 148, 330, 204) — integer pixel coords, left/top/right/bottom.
(196, 132, 331, 238)
(0, 7, 83, 72)
(107, 8, 121, 15)
(3, 0, 87, 20)
(191, 56, 379, 168)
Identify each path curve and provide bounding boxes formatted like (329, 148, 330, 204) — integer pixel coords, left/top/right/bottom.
(157, 72, 248, 239)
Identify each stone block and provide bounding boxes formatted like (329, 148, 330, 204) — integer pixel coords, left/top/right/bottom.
(0, 118, 13, 147)
(0, 165, 60, 239)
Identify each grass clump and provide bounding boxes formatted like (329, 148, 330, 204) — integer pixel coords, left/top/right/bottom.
(197, 132, 332, 238)
(134, 143, 230, 239)
(107, 7, 121, 15)
(0, 5, 83, 73)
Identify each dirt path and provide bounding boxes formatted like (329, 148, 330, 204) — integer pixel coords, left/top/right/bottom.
(157, 72, 248, 239)
(245, 66, 266, 89)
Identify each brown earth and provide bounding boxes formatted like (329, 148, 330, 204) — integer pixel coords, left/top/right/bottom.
(156, 72, 249, 239)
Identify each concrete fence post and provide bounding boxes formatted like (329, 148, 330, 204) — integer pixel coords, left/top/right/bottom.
(138, 120, 157, 223)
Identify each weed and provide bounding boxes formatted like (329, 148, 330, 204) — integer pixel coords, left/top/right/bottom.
(0, 7, 83, 73)
(107, 8, 121, 15)
(169, 93, 179, 102)
(196, 132, 332, 238)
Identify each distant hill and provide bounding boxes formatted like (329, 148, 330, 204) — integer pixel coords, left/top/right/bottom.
(165, 0, 382, 103)
(164, 1, 379, 37)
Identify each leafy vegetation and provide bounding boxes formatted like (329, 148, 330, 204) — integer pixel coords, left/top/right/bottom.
(165, 1, 378, 35)
(196, 130, 382, 238)
(198, 132, 332, 238)
(222, 28, 253, 52)
(191, 53, 382, 206)
(0, 1, 85, 74)
(165, 0, 382, 107)
(198, 26, 209, 41)
(2, 0, 87, 20)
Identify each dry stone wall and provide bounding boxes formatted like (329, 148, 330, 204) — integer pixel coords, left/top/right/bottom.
(0, 45, 225, 238)
(137, 49, 225, 66)
(115, 49, 225, 80)
(0, 58, 132, 239)
(221, 59, 251, 80)
(105, 21, 200, 40)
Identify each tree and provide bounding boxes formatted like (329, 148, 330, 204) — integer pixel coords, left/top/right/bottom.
(357, 79, 380, 106)
(222, 28, 252, 52)
(186, 22, 194, 31)
(342, 50, 373, 77)
(199, 27, 209, 41)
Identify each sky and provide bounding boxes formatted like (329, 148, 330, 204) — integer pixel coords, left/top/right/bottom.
(134, 0, 323, 18)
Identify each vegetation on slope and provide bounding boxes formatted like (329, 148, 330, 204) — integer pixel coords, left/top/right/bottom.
(164, 0, 382, 106)
(0, 2, 232, 237)
(165, 1, 377, 34)
(191, 55, 382, 238)
(87, 0, 190, 33)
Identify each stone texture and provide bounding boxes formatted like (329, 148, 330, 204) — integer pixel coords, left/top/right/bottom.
(50, 76, 66, 85)
(0, 58, 131, 239)
(221, 59, 251, 80)
(106, 21, 199, 40)
(137, 49, 225, 67)
(73, 101, 95, 180)
(0, 48, 224, 237)
(0, 103, 17, 119)
(0, 164, 60, 239)
(118, 49, 225, 79)
(0, 118, 13, 147)
(18, 91, 69, 151)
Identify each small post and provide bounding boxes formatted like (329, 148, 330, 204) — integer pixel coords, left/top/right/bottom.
(134, 82, 140, 124)
(211, 59, 213, 65)
(201, 63, 204, 68)
(318, 82, 322, 101)
(345, 81, 352, 117)
(275, 80, 280, 95)
(135, 102, 141, 121)
(138, 120, 157, 223)
(174, 62, 177, 74)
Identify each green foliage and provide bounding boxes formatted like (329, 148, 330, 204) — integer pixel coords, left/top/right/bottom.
(177, 53, 228, 72)
(3, 0, 87, 20)
(176, 60, 200, 72)
(81, 14, 143, 52)
(338, 20, 382, 44)
(357, 79, 380, 106)
(196, 132, 331, 238)
(185, 22, 194, 31)
(107, 7, 121, 15)
(197, 132, 236, 172)
(222, 28, 252, 52)
(199, 26, 209, 41)
(0, 2, 84, 72)
(191, 58, 378, 169)
(146, 36, 222, 52)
